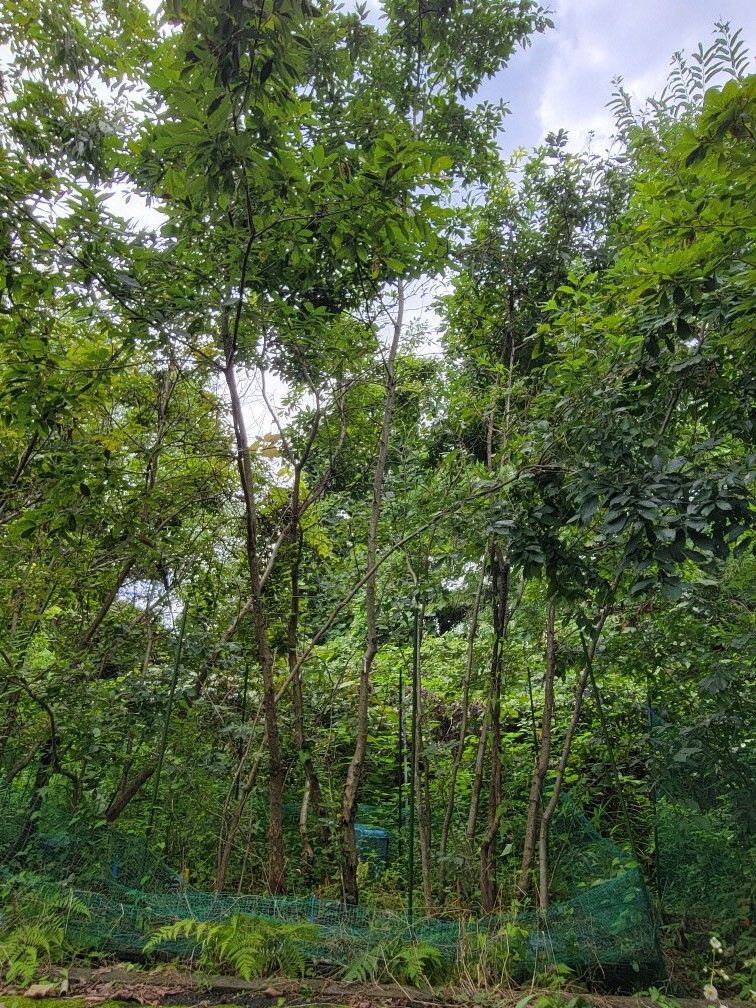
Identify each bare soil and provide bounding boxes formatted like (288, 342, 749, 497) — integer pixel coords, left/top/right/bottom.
(1, 967, 752, 1008)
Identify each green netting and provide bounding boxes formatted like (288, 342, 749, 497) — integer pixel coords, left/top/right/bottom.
(0, 785, 660, 976)
(282, 802, 390, 873)
(55, 870, 655, 971)
(654, 798, 756, 932)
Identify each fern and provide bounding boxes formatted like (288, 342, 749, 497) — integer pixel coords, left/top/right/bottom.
(342, 937, 448, 985)
(342, 945, 382, 983)
(0, 877, 91, 984)
(388, 941, 444, 984)
(144, 913, 318, 979)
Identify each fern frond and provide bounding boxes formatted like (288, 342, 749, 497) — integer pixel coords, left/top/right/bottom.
(143, 913, 319, 980)
(342, 946, 382, 983)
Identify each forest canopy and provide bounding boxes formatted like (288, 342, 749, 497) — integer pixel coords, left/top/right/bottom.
(0, 0, 753, 997)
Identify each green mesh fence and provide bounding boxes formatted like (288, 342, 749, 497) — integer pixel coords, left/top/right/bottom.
(654, 799, 756, 938)
(55, 872, 656, 972)
(282, 803, 390, 874)
(0, 784, 661, 977)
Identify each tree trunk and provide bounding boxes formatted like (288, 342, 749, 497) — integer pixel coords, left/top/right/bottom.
(464, 705, 489, 878)
(438, 560, 486, 895)
(80, 370, 173, 653)
(215, 745, 264, 892)
(288, 529, 329, 869)
(106, 755, 159, 822)
(339, 280, 404, 905)
(537, 601, 614, 910)
(224, 350, 286, 894)
(13, 736, 54, 854)
(4, 739, 43, 784)
(411, 602, 433, 913)
(479, 547, 509, 913)
(518, 597, 556, 896)
(0, 687, 23, 769)
(77, 559, 134, 651)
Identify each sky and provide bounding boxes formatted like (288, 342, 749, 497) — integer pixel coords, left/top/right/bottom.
(242, 0, 755, 436)
(482, 0, 755, 156)
(25, 0, 752, 438)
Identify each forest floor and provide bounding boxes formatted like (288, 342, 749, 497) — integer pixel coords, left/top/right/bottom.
(2, 968, 753, 1008)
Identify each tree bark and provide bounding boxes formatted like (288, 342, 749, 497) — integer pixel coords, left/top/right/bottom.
(224, 343, 286, 894)
(411, 601, 433, 913)
(465, 706, 489, 878)
(77, 560, 135, 651)
(537, 600, 614, 910)
(4, 739, 43, 784)
(339, 281, 404, 905)
(438, 560, 486, 895)
(106, 755, 159, 822)
(479, 547, 509, 913)
(518, 597, 556, 897)
(13, 736, 55, 854)
(288, 529, 329, 868)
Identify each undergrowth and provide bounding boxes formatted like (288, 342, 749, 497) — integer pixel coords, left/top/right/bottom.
(143, 914, 319, 979)
(0, 876, 90, 984)
(342, 936, 449, 985)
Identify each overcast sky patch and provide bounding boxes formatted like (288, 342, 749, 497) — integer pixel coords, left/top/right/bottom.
(488, 0, 755, 155)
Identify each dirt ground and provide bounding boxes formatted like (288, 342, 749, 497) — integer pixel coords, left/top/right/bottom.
(1, 967, 753, 1008)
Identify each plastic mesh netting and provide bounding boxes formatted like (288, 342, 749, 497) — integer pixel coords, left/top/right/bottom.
(0, 785, 660, 974)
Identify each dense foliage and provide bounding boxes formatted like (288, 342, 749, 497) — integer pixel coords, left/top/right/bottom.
(0, 1, 753, 995)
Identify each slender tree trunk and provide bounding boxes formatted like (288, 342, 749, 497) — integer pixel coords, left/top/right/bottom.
(299, 778, 313, 865)
(215, 745, 264, 891)
(438, 560, 486, 894)
(479, 547, 509, 913)
(465, 706, 489, 876)
(13, 737, 54, 854)
(288, 530, 329, 868)
(0, 688, 22, 769)
(4, 740, 42, 784)
(80, 370, 172, 654)
(77, 559, 134, 651)
(237, 801, 257, 893)
(224, 348, 286, 894)
(106, 754, 159, 822)
(0, 432, 40, 525)
(340, 281, 404, 905)
(518, 597, 556, 896)
(411, 602, 433, 912)
(537, 600, 615, 910)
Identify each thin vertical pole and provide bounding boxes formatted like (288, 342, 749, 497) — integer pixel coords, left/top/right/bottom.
(646, 674, 667, 977)
(147, 603, 189, 842)
(234, 660, 250, 801)
(397, 658, 404, 862)
(407, 598, 420, 924)
(646, 676, 661, 899)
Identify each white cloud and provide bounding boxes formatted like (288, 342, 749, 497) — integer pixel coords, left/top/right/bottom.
(496, 0, 755, 154)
